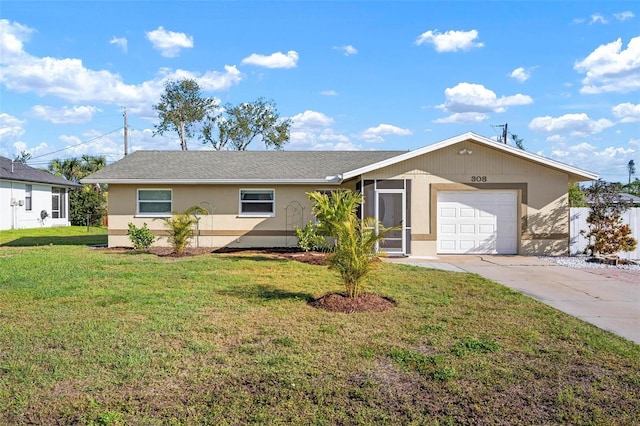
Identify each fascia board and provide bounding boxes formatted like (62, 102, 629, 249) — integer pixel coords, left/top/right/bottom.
(80, 178, 342, 185)
(1, 177, 81, 188)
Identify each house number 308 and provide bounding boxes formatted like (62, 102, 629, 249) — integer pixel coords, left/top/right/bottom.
(471, 176, 487, 182)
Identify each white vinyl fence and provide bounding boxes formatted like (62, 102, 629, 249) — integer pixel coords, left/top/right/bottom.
(570, 207, 640, 260)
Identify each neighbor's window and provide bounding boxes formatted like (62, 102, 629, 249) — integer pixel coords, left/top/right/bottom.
(25, 184, 32, 211)
(239, 189, 275, 216)
(137, 189, 172, 215)
(51, 187, 66, 219)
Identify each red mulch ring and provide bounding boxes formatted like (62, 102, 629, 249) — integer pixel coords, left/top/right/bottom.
(309, 292, 397, 313)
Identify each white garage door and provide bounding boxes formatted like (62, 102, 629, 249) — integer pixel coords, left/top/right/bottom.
(437, 190, 518, 254)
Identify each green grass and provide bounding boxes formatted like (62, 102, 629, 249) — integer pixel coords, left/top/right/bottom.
(0, 233, 639, 424)
(0, 226, 107, 247)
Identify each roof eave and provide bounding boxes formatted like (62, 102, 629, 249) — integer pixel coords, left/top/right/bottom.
(1, 176, 81, 187)
(81, 178, 344, 185)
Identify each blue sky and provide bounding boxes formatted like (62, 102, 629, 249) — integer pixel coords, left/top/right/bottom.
(1, 1, 639, 183)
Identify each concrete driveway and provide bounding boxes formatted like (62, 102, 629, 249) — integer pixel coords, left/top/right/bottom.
(387, 255, 640, 345)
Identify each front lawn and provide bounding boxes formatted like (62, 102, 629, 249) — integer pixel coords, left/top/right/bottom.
(0, 241, 638, 424)
(0, 226, 107, 247)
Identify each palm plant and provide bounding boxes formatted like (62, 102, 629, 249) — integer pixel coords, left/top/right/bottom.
(162, 205, 208, 255)
(308, 190, 362, 243)
(307, 190, 394, 298)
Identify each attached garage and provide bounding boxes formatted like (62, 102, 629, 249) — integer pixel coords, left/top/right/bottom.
(437, 190, 518, 254)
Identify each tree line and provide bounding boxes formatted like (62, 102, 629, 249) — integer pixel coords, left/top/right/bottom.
(153, 78, 292, 151)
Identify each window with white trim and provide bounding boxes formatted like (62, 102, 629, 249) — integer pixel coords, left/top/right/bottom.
(239, 189, 275, 216)
(137, 189, 172, 215)
(25, 184, 32, 211)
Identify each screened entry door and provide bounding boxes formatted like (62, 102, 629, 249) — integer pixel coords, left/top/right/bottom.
(376, 191, 405, 256)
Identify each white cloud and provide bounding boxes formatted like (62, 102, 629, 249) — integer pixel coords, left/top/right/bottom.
(0, 21, 242, 117)
(0, 19, 34, 61)
(197, 66, 243, 91)
(291, 110, 334, 130)
(29, 105, 101, 124)
(360, 124, 412, 143)
(613, 11, 634, 21)
(529, 113, 614, 137)
(333, 45, 357, 56)
(110, 36, 127, 53)
(0, 113, 26, 141)
(546, 134, 566, 143)
(288, 110, 356, 150)
(508, 67, 532, 82)
(145, 26, 193, 58)
(435, 82, 532, 122)
(8, 141, 50, 160)
(572, 18, 586, 25)
(433, 112, 489, 124)
(590, 14, 608, 24)
(612, 102, 640, 123)
(415, 29, 483, 52)
(241, 50, 299, 69)
(320, 90, 338, 96)
(574, 36, 640, 94)
(545, 139, 636, 181)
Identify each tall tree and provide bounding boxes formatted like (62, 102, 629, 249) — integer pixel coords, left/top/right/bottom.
(14, 151, 32, 164)
(202, 98, 291, 150)
(628, 159, 636, 184)
(48, 158, 82, 182)
(568, 182, 587, 207)
(48, 156, 106, 183)
(153, 78, 218, 151)
(511, 133, 525, 150)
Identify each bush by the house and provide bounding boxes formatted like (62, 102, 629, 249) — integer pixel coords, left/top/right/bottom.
(127, 222, 156, 250)
(294, 221, 331, 252)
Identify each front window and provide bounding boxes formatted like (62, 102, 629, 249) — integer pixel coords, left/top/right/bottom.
(137, 189, 172, 215)
(25, 184, 32, 211)
(51, 187, 66, 219)
(239, 189, 275, 216)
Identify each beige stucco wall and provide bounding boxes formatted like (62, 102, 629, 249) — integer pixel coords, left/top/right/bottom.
(106, 140, 573, 256)
(107, 183, 355, 248)
(361, 140, 570, 256)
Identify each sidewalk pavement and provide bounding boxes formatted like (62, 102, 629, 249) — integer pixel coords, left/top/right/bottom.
(385, 255, 640, 345)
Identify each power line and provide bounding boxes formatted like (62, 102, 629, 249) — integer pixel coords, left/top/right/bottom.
(28, 127, 123, 161)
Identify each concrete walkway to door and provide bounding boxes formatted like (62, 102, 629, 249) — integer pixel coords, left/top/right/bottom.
(385, 255, 640, 345)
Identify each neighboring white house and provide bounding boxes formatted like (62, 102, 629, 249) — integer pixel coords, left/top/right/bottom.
(0, 156, 80, 230)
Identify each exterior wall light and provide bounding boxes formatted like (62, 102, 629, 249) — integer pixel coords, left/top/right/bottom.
(459, 148, 473, 155)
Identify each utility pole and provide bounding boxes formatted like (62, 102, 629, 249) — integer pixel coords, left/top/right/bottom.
(123, 108, 129, 156)
(492, 123, 508, 143)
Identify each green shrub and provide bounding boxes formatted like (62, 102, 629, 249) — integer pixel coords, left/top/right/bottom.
(294, 221, 331, 252)
(127, 222, 156, 250)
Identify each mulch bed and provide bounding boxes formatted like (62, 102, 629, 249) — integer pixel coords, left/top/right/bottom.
(308, 292, 397, 313)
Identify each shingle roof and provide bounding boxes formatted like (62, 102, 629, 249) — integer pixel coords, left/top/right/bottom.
(82, 132, 599, 185)
(0, 157, 81, 187)
(82, 150, 404, 184)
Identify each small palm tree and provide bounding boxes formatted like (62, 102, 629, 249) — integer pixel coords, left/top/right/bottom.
(308, 190, 361, 242)
(307, 190, 394, 298)
(163, 205, 208, 255)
